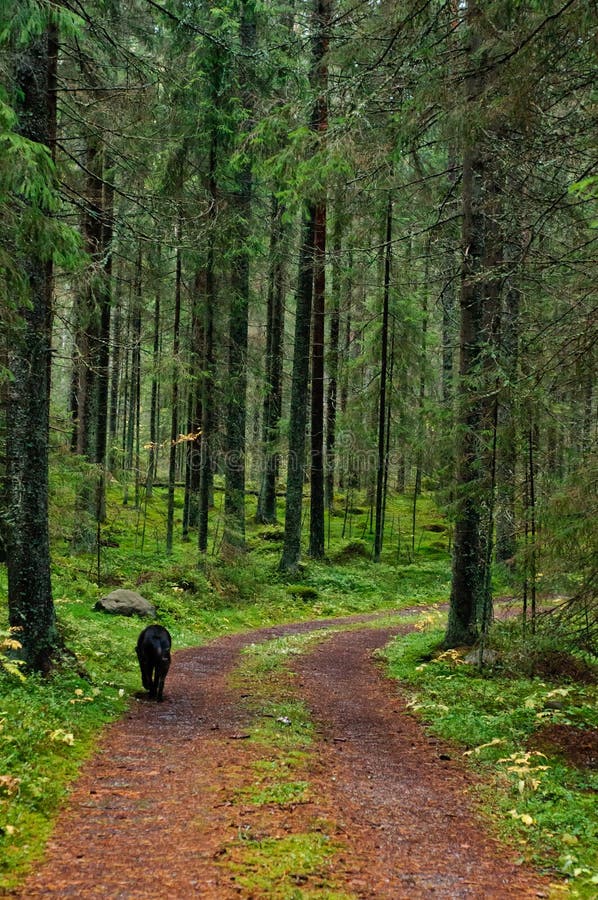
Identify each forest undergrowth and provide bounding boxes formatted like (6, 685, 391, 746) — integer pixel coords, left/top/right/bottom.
(0, 472, 596, 895)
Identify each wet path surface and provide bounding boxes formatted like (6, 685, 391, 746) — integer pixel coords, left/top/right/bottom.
(10, 612, 551, 898)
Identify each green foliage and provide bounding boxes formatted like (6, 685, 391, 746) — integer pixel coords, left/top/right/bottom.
(0, 629, 25, 681)
(0, 655, 130, 886)
(383, 626, 598, 896)
(0, 0, 82, 46)
(286, 585, 319, 601)
(222, 832, 347, 899)
(224, 633, 352, 897)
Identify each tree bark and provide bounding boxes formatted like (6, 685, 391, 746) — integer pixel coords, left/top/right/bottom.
(309, 198, 326, 557)
(223, 0, 256, 553)
(307, 0, 330, 559)
(198, 132, 218, 555)
(374, 194, 392, 562)
(325, 202, 342, 511)
(146, 258, 162, 497)
(6, 26, 57, 670)
(166, 231, 182, 554)
(279, 213, 316, 573)
(446, 3, 499, 647)
(183, 269, 204, 537)
(256, 197, 287, 524)
(495, 251, 520, 564)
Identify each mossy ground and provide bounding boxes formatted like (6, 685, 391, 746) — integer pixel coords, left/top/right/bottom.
(0, 461, 595, 895)
(382, 628, 597, 897)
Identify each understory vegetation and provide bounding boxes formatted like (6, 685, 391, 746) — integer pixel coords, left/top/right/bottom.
(1, 1, 596, 895)
(383, 630, 597, 897)
(1, 467, 596, 894)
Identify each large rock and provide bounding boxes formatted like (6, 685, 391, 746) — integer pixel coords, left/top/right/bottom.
(95, 589, 156, 618)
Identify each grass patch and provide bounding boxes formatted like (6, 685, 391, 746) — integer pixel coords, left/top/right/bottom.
(221, 831, 354, 899)
(232, 633, 324, 771)
(222, 631, 356, 894)
(240, 780, 310, 807)
(0, 668, 129, 888)
(382, 626, 598, 897)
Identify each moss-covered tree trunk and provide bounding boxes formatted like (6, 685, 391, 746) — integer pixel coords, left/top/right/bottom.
(6, 27, 57, 671)
(445, 3, 499, 647)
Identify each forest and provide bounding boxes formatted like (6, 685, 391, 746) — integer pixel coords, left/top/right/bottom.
(0, 0, 596, 895)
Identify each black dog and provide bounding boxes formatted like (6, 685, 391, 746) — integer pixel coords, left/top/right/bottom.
(136, 625, 172, 701)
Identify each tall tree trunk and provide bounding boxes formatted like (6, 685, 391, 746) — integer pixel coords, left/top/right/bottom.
(124, 253, 142, 506)
(256, 197, 287, 524)
(183, 270, 204, 536)
(308, 0, 330, 559)
(6, 25, 57, 670)
(374, 194, 392, 562)
(108, 260, 122, 474)
(223, 0, 256, 553)
(198, 132, 218, 555)
(166, 231, 182, 554)
(74, 136, 103, 461)
(495, 249, 520, 564)
(325, 202, 342, 511)
(445, 3, 499, 647)
(71, 134, 106, 549)
(412, 254, 429, 553)
(309, 199, 326, 557)
(147, 258, 162, 497)
(279, 213, 316, 573)
(94, 157, 113, 523)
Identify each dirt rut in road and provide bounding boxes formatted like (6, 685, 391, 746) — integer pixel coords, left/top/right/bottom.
(296, 627, 551, 898)
(10, 613, 553, 898)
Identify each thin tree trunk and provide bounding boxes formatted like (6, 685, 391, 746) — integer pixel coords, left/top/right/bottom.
(495, 245, 520, 563)
(223, 0, 256, 553)
(307, 0, 330, 559)
(95, 157, 113, 523)
(256, 197, 287, 524)
(374, 194, 392, 562)
(325, 202, 342, 510)
(279, 213, 316, 573)
(527, 423, 538, 632)
(124, 254, 142, 506)
(108, 260, 122, 474)
(309, 198, 326, 558)
(72, 135, 106, 549)
(183, 270, 204, 537)
(382, 324, 396, 540)
(198, 131, 218, 555)
(166, 230, 182, 554)
(412, 254, 429, 554)
(147, 256, 162, 498)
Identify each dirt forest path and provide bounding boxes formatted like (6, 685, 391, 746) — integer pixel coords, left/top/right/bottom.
(11, 611, 553, 899)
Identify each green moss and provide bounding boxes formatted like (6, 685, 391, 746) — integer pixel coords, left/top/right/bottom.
(287, 585, 319, 601)
(222, 832, 354, 899)
(238, 780, 310, 807)
(382, 626, 598, 896)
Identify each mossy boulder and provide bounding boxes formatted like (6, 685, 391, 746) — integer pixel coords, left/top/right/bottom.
(95, 589, 156, 618)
